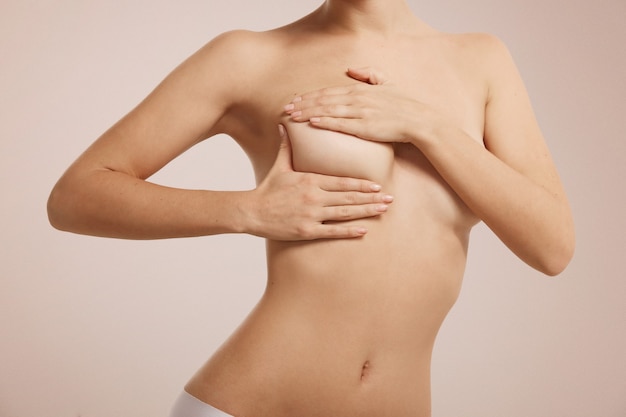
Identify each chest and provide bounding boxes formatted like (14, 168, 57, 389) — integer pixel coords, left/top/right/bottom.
(224, 40, 486, 180)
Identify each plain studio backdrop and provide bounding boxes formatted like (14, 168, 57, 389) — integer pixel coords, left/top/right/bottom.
(1, 1, 624, 416)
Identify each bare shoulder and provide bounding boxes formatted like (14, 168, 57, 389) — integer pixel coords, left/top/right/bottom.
(430, 31, 514, 70)
(427, 32, 520, 99)
(437, 32, 510, 56)
(193, 29, 282, 82)
(462, 32, 519, 75)
(201, 29, 279, 57)
(456, 33, 526, 103)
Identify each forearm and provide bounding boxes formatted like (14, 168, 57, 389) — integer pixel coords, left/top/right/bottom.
(47, 133, 393, 241)
(416, 126, 575, 275)
(47, 169, 249, 239)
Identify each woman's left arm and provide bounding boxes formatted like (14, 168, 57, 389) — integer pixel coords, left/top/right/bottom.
(285, 36, 575, 275)
(418, 36, 575, 275)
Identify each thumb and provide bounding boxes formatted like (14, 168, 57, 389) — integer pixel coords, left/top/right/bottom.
(347, 66, 389, 85)
(272, 124, 294, 172)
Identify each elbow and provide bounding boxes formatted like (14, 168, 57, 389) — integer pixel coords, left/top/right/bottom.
(537, 232, 576, 277)
(533, 209, 576, 276)
(47, 183, 66, 231)
(540, 248, 574, 276)
(47, 180, 75, 233)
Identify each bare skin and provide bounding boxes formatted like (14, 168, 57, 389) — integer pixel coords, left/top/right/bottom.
(47, 1, 575, 416)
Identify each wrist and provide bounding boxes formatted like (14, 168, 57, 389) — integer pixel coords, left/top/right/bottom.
(401, 103, 441, 149)
(231, 190, 257, 235)
(198, 189, 256, 236)
(409, 117, 456, 152)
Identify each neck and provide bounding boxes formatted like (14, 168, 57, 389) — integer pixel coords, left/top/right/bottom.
(316, 0, 422, 35)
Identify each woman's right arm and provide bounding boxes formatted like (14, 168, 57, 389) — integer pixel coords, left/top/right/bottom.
(47, 31, 389, 241)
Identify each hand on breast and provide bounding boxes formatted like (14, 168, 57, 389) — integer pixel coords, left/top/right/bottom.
(285, 121, 394, 183)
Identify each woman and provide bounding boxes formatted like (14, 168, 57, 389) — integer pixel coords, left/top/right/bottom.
(47, 1, 575, 416)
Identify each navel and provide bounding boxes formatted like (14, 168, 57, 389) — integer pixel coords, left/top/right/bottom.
(360, 360, 371, 382)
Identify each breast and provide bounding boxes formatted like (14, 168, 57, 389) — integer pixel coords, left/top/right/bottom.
(284, 121, 394, 183)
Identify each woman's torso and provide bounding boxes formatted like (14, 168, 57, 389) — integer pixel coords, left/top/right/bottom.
(186, 28, 486, 417)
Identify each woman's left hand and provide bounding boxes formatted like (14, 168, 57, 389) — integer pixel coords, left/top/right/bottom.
(284, 67, 442, 145)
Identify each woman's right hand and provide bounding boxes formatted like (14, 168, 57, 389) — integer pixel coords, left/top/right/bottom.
(244, 125, 393, 240)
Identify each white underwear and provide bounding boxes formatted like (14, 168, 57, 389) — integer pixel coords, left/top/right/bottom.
(169, 390, 234, 417)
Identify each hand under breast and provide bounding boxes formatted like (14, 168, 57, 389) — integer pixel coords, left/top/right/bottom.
(285, 122, 394, 182)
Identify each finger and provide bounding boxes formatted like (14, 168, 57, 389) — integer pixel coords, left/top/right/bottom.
(287, 90, 370, 122)
(325, 190, 394, 206)
(311, 224, 369, 239)
(309, 116, 366, 139)
(290, 103, 360, 122)
(315, 174, 384, 193)
(323, 202, 390, 222)
(289, 84, 357, 104)
(347, 67, 389, 85)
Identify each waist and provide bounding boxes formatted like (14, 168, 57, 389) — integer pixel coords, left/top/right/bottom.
(187, 216, 466, 417)
(188, 287, 436, 416)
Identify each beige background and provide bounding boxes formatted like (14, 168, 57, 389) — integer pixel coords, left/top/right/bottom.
(1, 1, 625, 416)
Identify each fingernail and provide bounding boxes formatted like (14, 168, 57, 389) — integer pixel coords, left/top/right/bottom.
(292, 96, 302, 103)
(284, 103, 294, 112)
(377, 204, 389, 212)
(278, 124, 285, 136)
(382, 194, 394, 203)
(291, 110, 302, 118)
(370, 184, 382, 191)
(356, 227, 368, 235)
